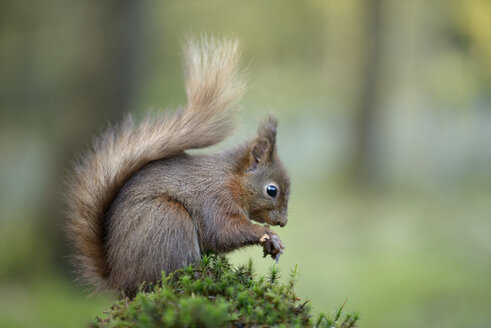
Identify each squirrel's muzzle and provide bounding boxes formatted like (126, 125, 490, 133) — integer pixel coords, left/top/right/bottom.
(251, 209, 287, 227)
(268, 208, 287, 227)
(274, 216, 287, 227)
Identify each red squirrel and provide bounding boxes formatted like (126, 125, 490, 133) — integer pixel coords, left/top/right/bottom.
(65, 36, 290, 296)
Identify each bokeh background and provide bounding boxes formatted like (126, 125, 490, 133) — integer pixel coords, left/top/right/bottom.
(1, 1, 490, 327)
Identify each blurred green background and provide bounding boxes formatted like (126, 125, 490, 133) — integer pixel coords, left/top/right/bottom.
(1, 0, 490, 327)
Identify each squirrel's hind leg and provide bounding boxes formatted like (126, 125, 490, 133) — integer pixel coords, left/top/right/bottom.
(106, 194, 200, 296)
(139, 195, 201, 281)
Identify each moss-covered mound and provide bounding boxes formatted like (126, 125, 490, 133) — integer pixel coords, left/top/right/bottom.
(92, 255, 359, 327)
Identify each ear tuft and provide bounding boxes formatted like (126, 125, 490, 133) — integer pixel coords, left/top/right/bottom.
(257, 115, 278, 146)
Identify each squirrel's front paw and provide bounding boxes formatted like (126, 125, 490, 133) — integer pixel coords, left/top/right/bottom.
(260, 232, 285, 262)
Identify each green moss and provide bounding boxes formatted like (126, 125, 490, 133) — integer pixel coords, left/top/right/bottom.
(92, 255, 359, 327)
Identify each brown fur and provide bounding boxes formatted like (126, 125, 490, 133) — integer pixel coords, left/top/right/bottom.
(228, 174, 247, 206)
(65, 35, 290, 296)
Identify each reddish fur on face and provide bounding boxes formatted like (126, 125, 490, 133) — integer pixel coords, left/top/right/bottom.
(228, 175, 247, 207)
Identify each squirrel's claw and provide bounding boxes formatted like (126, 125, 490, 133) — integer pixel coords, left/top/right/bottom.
(261, 232, 285, 260)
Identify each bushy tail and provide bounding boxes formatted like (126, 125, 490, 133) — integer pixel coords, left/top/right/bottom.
(65, 35, 245, 290)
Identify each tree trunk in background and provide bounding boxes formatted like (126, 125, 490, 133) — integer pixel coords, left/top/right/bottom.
(95, 0, 144, 122)
(54, 0, 146, 272)
(352, 0, 384, 183)
(72, 0, 144, 130)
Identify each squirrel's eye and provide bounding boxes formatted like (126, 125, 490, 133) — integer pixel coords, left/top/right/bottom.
(266, 185, 278, 198)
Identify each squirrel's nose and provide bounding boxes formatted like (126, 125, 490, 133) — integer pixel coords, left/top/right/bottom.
(276, 218, 287, 227)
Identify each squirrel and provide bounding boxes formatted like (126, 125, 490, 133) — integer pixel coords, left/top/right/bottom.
(65, 36, 290, 296)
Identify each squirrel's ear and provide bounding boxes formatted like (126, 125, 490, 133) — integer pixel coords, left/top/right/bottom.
(237, 115, 278, 173)
(237, 137, 272, 173)
(251, 137, 271, 164)
(257, 115, 277, 150)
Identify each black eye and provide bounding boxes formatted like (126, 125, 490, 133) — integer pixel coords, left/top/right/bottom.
(266, 185, 278, 198)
